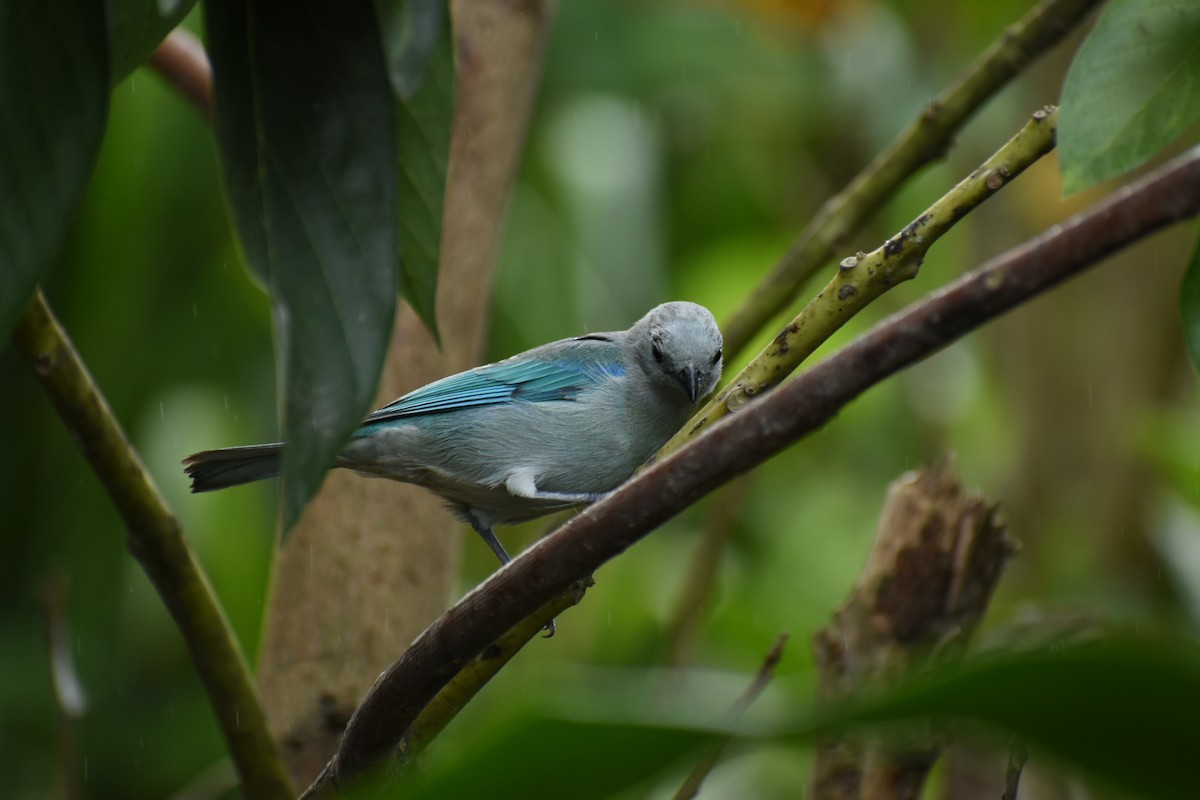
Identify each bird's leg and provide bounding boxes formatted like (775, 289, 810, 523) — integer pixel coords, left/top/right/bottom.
(465, 511, 512, 566)
(465, 508, 555, 638)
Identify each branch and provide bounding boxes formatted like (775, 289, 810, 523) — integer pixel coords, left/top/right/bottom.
(1002, 737, 1030, 800)
(663, 475, 753, 668)
(10, 292, 292, 800)
(392, 579, 592, 762)
(721, 0, 1101, 358)
(309, 142, 1200, 793)
(661, 106, 1058, 457)
(300, 581, 590, 798)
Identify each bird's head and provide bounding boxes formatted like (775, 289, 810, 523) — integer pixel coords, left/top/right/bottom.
(633, 301, 723, 404)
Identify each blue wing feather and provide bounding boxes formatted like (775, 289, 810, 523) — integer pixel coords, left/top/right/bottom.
(357, 339, 625, 432)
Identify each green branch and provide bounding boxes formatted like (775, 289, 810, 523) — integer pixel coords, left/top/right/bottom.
(661, 107, 1058, 456)
(721, 0, 1100, 358)
(10, 291, 292, 800)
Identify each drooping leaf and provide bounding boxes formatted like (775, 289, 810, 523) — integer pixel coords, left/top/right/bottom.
(1182, 226, 1200, 373)
(205, 0, 399, 530)
(0, 0, 109, 336)
(802, 638, 1200, 800)
(108, 0, 198, 82)
(1059, 0, 1200, 194)
(368, 640, 1200, 799)
(375, 0, 453, 336)
(398, 714, 717, 800)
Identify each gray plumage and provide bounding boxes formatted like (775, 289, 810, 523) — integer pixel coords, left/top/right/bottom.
(184, 301, 723, 565)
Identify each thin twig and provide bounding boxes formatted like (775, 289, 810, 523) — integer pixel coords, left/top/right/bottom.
(11, 291, 292, 800)
(661, 107, 1059, 457)
(42, 572, 85, 800)
(309, 143, 1200, 794)
(148, 29, 213, 118)
(1002, 738, 1030, 800)
(663, 475, 753, 668)
(721, 0, 1101, 358)
(672, 633, 790, 800)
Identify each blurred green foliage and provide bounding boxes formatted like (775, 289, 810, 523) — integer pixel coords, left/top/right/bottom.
(4, 1, 1200, 798)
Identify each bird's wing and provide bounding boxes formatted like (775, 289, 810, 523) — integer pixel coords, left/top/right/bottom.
(359, 335, 625, 426)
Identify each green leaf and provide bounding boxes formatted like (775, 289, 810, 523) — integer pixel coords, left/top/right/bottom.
(1059, 0, 1200, 194)
(398, 715, 717, 800)
(805, 638, 1200, 800)
(108, 0, 197, 82)
(206, 0, 399, 530)
(0, 0, 109, 335)
(1183, 226, 1200, 373)
(361, 640, 1200, 798)
(375, 0, 453, 336)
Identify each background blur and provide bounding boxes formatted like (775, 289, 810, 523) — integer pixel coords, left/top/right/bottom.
(4, 0, 1199, 797)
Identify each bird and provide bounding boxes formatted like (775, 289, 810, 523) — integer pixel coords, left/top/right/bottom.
(183, 301, 723, 567)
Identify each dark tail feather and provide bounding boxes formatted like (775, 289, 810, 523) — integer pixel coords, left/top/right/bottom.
(184, 444, 283, 492)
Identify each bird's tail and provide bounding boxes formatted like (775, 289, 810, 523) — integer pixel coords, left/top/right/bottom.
(183, 444, 283, 492)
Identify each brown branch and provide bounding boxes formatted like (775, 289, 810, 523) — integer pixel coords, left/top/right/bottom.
(721, 0, 1102, 358)
(10, 292, 292, 800)
(396, 578, 592, 762)
(310, 145, 1200, 793)
(148, 29, 213, 118)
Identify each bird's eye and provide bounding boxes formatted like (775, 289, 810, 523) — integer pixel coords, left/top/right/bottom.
(651, 341, 664, 363)
(711, 348, 722, 366)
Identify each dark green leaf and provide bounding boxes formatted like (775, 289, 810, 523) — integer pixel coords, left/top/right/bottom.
(108, 0, 197, 82)
(206, 0, 398, 529)
(0, 0, 108, 335)
(376, 0, 453, 336)
(1059, 0, 1200, 193)
(802, 638, 1200, 800)
(1182, 226, 1200, 373)
(399, 715, 717, 800)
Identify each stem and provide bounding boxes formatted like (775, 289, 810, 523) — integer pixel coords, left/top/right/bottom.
(662, 107, 1058, 457)
(721, 0, 1101, 358)
(672, 633, 789, 800)
(11, 291, 292, 800)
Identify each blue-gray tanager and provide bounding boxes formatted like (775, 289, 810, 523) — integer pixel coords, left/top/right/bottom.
(184, 301, 723, 566)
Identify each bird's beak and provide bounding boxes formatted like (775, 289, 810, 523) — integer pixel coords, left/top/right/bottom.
(679, 363, 699, 403)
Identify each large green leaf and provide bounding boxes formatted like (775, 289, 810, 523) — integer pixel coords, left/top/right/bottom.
(806, 638, 1200, 800)
(391, 639, 1200, 800)
(1059, 0, 1200, 194)
(205, 0, 399, 529)
(398, 715, 717, 800)
(375, 0, 452, 335)
(1183, 226, 1200, 373)
(0, 0, 108, 336)
(108, 0, 197, 82)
